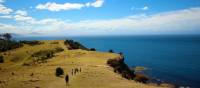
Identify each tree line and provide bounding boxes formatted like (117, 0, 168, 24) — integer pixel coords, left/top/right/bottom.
(0, 33, 22, 52)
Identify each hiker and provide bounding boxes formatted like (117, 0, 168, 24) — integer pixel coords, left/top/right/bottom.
(79, 68, 81, 72)
(76, 68, 78, 73)
(71, 69, 73, 76)
(74, 68, 77, 75)
(65, 74, 69, 85)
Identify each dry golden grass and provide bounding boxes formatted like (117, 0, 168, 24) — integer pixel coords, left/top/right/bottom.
(0, 40, 170, 88)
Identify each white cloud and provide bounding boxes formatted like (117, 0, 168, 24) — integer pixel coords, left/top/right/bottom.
(0, 0, 4, 3)
(0, 0, 13, 14)
(36, 0, 104, 11)
(1, 7, 200, 36)
(142, 6, 149, 10)
(14, 15, 34, 21)
(0, 23, 29, 35)
(15, 10, 28, 16)
(0, 4, 13, 14)
(12, 10, 34, 22)
(131, 6, 149, 11)
(36, 2, 85, 11)
(0, 10, 34, 22)
(87, 0, 104, 8)
(0, 15, 12, 19)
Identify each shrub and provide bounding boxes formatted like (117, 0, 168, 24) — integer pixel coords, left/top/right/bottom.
(90, 48, 96, 51)
(10, 56, 21, 62)
(107, 58, 135, 80)
(31, 48, 64, 63)
(134, 74, 149, 83)
(54, 47, 64, 52)
(32, 50, 54, 60)
(0, 55, 4, 63)
(119, 52, 123, 56)
(108, 49, 114, 53)
(0, 39, 23, 52)
(64, 39, 88, 50)
(20, 40, 41, 46)
(46, 52, 53, 58)
(55, 67, 64, 76)
(51, 42, 59, 44)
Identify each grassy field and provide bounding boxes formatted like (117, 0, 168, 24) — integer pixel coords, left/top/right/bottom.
(0, 40, 171, 88)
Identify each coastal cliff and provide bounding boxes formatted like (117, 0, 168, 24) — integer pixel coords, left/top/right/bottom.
(0, 40, 172, 88)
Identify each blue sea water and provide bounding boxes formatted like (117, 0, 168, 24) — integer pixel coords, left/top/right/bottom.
(17, 35, 200, 88)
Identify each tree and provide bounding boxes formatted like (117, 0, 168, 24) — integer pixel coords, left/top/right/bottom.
(64, 39, 88, 50)
(0, 55, 4, 63)
(0, 34, 2, 39)
(2, 33, 12, 40)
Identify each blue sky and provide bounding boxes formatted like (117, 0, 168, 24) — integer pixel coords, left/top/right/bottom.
(0, 0, 200, 36)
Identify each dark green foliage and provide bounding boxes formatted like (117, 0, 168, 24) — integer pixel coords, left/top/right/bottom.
(55, 67, 64, 76)
(0, 33, 12, 40)
(0, 55, 4, 63)
(90, 48, 96, 51)
(20, 40, 42, 46)
(119, 52, 123, 56)
(64, 39, 88, 50)
(108, 49, 114, 53)
(31, 50, 54, 62)
(134, 74, 149, 83)
(46, 52, 53, 58)
(0, 39, 23, 52)
(31, 47, 64, 62)
(50, 42, 59, 44)
(107, 58, 135, 80)
(10, 56, 21, 62)
(54, 47, 64, 52)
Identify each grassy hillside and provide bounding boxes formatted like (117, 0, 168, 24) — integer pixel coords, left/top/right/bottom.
(0, 40, 172, 88)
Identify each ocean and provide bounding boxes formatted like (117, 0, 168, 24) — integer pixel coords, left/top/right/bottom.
(17, 35, 200, 88)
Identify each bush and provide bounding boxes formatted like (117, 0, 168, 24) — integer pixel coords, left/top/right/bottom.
(55, 67, 64, 76)
(134, 74, 149, 83)
(31, 48, 64, 63)
(0, 39, 23, 52)
(90, 48, 96, 51)
(51, 42, 59, 44)
(32, 50, 54, 60)
(119, 52, 123, 56)
(54, 47, 64, 52)
(108, 49, 114, 53)
(107, 58, 135, 80)
(0, 55, 4, 63)
(10, 56, 21, 62)
(64, 39, 88, 50)
(20, 40, 41, 46)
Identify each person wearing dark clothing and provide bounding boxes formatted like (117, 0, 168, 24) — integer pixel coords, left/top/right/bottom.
(71, 69, 73, 76)
(76, 68, 78, 73)
(74, 68, 77, 75)
(65, 74, 69, 85)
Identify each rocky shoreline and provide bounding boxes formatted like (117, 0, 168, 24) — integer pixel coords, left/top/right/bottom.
(106, 55, 176, 88)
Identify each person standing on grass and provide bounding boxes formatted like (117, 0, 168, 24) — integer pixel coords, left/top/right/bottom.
(71, 69, 73, 76)
(65, 74, 69, 86)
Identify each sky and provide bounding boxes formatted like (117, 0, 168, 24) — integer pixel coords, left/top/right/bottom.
(0, 0, 200, 36)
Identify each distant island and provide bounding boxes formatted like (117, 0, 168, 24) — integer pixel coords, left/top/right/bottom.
(0, 33, 174, 88)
